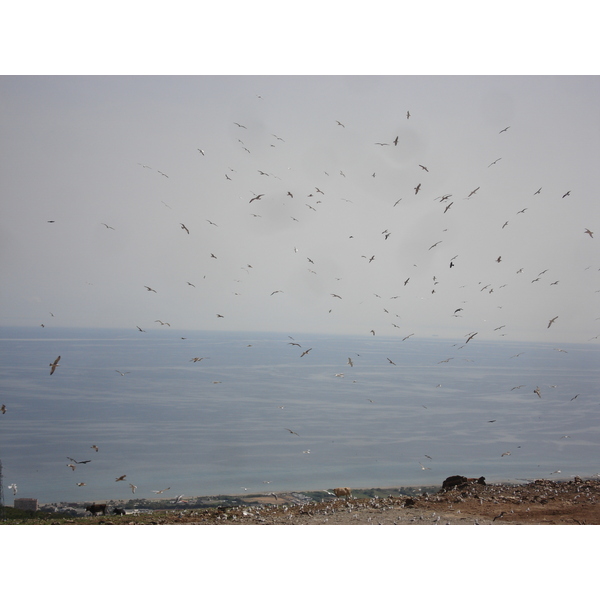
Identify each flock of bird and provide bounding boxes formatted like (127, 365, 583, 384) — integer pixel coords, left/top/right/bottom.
(8, 96, 598, 503)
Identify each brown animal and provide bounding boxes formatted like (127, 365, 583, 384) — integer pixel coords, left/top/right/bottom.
(85, 503, 107, 516)
(333, 487, 352, 499)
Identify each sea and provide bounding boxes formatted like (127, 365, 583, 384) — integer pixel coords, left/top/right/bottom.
(1, 327, 598, 505)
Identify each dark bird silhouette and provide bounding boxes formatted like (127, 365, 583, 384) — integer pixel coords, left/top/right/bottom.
(406, 111, 410, 119)
(534, 187, 542, 195)
(101, 223, 115, 230)
(562, 191, 571, 198)
(393, 136, 399, 146)
(234, 122, 247, 129)
(249, 194, 264, 203)
(584, 229, 594, 238)
(180, 223, 190, 234)
(468, 187, 480, 197)
(144, 286, 157, 293)
(49, 355, 61, 375)
(488, 158, 502, 167)
(285, 428, 300, 436)
(414, 183, 421, 194)
(499, 126, 510, 133)
(300, 348, 312, 357)
(418, 165, 429, 172)
(336, 120, 345, 127)
(115, 475, 126, 482)
(548, 316, 558, 328)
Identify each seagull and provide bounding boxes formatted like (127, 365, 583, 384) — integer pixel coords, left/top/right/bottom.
(136, 326, 146, 332)
(1, 404, 6, 414)
(547, 316, 559, 328)
(374, 142, 389, 146)
(190, 357, 208, 362)
(428, 241, 442, 250)
(534, 387, 542, 398)
(331, 294, 342, 299)
(465, 332, 478, 344)
(501, 451, 511, 457)
(414, 183, 421, 194)
(129, 484, 137, 494)
(347, 357, 354, 367)
(234, 122, 247, 129)
(387, 358, 397, 365)
(570, 394, 580, 401)
(152, 487, 171, 494)
(534, 187, 542, 195)
(91, 445, 99, 452)
(402, 334, 414, 341)
(285, 428, 300, 436)
(76, 482, 86, 487)
(418, 462, 431, 470)
(49, 355, 61, 375)
(499, 126, 510, 133)
(101, 223, 115, 230)
(115, 475, 126, 482)
(180, 223, 190, 234)
(562, 191, 571, 198)
(393, 136, 399, 146)
(197, 149, 205, 155)
(144, 286, 157, 293)
(8, 484, 18, 495)
(115, 370, 130, 376)
(336, 120, 345, 127)
(468, 187, 480, 197)
(67, 463, 76, 471)
(584, 229, 594, 238)
(418, 165, 429, 172)
(488, 158, 502, 167)
(249, 194, 264, 203)
(300, 348, 312, 357)
(406, 111, 410, 119)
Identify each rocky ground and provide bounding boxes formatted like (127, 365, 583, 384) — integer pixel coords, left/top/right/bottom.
(17, 476, 599, 525)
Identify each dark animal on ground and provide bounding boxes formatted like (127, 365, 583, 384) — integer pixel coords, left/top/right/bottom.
(85, 503, 107, 516)
(442, 475, 486, 490)
(112, 507, 126, 515)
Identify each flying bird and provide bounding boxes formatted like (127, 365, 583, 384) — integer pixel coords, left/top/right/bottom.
(249, 194, 264, 203)
(534, 387, 542, 398)
(180, 223, 190, 234)
(285, 428, 300, 436)
(101, 223, 115, 230)
(499, 126, 510, 133)
(347, 357, 353, 367)
(1, 404, 6, 414)
(8, 484, 17, 495)
(418, 165, 429, 172)
(387, 358, 396, 365)
(562, 191, 571, 198)
(115, 475, 126, 482)
(336, 120, 345, 127)
(300, 348, 312, 357)
(465, 332, 478, 344)
(393, 136, 398, 146)
(414, 183, 421, 194)
(547, 316, 559, 328)
(115, 370, 130, 376)
(584, 229, 594, 238)
(406, 111, 410, 119)
(91, 445, 99, 452)
(234, 122, 247, 129)
(144, 286, 157, 293)
(468, 187, 480, 197)
(153, 487, 171, 494)
(49, 355, 61, 375)
(488, 158, 502, 167)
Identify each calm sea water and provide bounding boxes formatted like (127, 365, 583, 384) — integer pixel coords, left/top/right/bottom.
(0, 327, 598, 504)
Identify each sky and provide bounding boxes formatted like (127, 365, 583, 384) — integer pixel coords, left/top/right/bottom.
(1, 75, 598, 343)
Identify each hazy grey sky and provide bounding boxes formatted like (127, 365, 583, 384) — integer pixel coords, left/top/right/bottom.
(1, 75, 598, 343)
